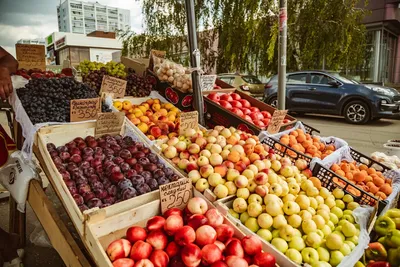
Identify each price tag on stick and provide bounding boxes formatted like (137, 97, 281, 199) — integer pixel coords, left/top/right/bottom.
(70, 98, 101, 122)
(267, 109, 288, 134)
(95, 112, 125, 138)
(100, 75, 127, 98)
(201, 75, 217, 91)
(159, 179, 193, 213)
(179, 111, 199, 135)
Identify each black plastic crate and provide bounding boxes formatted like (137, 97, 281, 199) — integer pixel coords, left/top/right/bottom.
(303, 123, 320, 135)
(313, 162, 388, 213)
(261, 136, 313, 165)
(349, 148, 391, 175)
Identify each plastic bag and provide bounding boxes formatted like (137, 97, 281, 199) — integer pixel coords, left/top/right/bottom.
(29, 220, 52, 248)
(0, 150, 39, 212)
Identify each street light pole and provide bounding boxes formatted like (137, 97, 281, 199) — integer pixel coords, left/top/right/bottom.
(185, 0, 205, 125)
(277, 0, 287, 110)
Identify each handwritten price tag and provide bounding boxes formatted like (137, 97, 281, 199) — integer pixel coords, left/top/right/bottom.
(70, 98, 101, 122)
(267, 109, 288, 134)
(179, 111, 199, 135)
(15, 44, 46, 71)
(100, 75, 127, 98)
(95, 112, 125, 138)
(159, 178, 193, 213)
(201, 75, 217, 91)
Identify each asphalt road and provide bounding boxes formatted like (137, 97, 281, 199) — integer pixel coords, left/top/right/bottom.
(296, 113, 400, 155)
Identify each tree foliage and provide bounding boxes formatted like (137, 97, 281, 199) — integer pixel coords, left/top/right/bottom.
(120, 0, 368, 75)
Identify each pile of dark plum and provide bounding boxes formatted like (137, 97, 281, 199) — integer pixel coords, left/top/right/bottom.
(47, 134, 179, 212)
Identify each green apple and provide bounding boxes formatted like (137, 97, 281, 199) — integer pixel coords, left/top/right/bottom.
(302, 219, 317, 234)
(271, 238, 288, 253)
(322, 225, 332, 237)
(342, 194, 353, 203)
(329, 251, 344, 267)
(289, 236, 306, 251)
(347, 202, 360, 210)
(316, 230, 325, 239)
(341, 221, 357, 237)
(272, 229, 280, 238)
(283, 193, 296, 203)
(288, 214, 302, 228)
(242, 169, 255, 180)
(280, 225, 295, 242)
(301, 247, 320, 265)
(335, 200, 345, 210)
(318, 203, 330, 212)
(301, 180, 314, 191)
(342, 214, 355, 223)
(283, 201, 301, 216)
(327, 221, 335, 231)
(265, 200, 283, 217)
(245, 217, 260, 232)
(233, 198, 248, 213)
(313, 215, 326, 229)
(319, 188, 331, 199)
(324, 197, 336, 209)
(227, 168, 240, 181)
(307, 187, 320, 197)
(296, 195, 311, 210)
(326, 233, 344, 250)
(273, 214, 288, 229)
(248, 193, 263, 204)
(329, 213, 339, 224)
(317, 247, 330, 262)
(288, 182, 301, 195)
(346, 235, 358, 245)
(315, 196, 325, 205)
(308, 207, 317, 215)
(213, 184, 229, 198)
(340, 243, 351, 256)
(300, 210, 312, 221)
(331, 207, 343, 219)
(236, 188, 250, 199)
(257, 229, 272, 242)
(247, 179, 257, 192)
(240, 211, 250, 224)
(258, 213, 273, 229)
(248, 202, 263, 217)
(317, 209, 330, 223)
(343, 210, 353, 216)
(270, 183, 283, 196)
(293, 228, 302, 237)
(335, 225, 342, 233)
(286, 248, 303, 264)
(332, 231, 345, 241)
(306, 232, 323, 248)
(344, 240, 355, 250)
(332, 188, 344, 199)
(228, 209, 239, 219)
(309, 197, 319, 209)
(224, 181, 237, 195)
(312, 261, 332, 267)
(286, 178, 297, 184)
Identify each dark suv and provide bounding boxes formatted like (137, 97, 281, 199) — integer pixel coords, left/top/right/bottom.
(264, 71, 400, 124)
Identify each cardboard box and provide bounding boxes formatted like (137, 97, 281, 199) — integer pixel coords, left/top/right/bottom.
(203, 89, 297, 135)
(121, 57, 150, 77)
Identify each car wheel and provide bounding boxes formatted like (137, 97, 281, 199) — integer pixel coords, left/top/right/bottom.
(344, 101, 370, 124)
(267, 97, 278, 108)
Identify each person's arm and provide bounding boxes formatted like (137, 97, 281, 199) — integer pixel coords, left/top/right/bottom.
(0, 47, 18, 100)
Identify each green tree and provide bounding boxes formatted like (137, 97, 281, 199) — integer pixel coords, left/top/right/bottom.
(119, 0, 368, 75)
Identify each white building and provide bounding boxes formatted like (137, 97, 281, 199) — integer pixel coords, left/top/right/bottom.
(57, 0, 131, 34)
(16, 38, 46, 45)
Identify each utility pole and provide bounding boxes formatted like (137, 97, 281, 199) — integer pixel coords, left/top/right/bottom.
(277, 0, 287, 110)
(185, 0, 205, 125)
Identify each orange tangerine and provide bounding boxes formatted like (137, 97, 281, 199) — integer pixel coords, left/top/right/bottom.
(297, 134, 306, 143)
(380, 184, 392, 196)
(340, 163, 350, 173)
(367, 168, 376, 175)
(302, 140, 313, 149)
(373, 177, 385, 187)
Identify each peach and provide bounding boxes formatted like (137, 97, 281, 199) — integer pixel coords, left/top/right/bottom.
(164, 215, 184, 236)
(205, 209, 224, 228)
(196, 225, 217, 247)
(130, 241, 153, 261)
(134, 259, 154, 267)
(149, 250, 169, 267)
(165, 241, 180, 258)
(126, 226, 147, 243)
(113, 258, 135, 267)
(241, 235, 262, 256)
(106, 239, 131, 261)
(214, 165, 227, 177)
(174, 225, 196, 246)
(225, 239, 244, 257)
(146, 230, 168, 250)
(181, 243, 202, 267)
(215, 224, 234, 243)
(187, 197, 208, 215)
(228, 151, 241, 163)
(202, 244, 223, 265)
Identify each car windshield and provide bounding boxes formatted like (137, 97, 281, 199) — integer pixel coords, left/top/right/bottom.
(329, 73, 358, 84)
(242, 75, 262, 84)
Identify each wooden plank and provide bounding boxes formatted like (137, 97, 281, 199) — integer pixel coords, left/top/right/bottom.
(28, 180, 91, 267)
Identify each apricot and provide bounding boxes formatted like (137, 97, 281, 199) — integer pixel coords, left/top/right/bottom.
(292, 144, 303, 152)
(326, 145, 335, 151)
(385, 178, 392, 185)
(281, 137, 290, 146)
(364, 175, 373, 183)
(289, 139, 298, 147)
(376, 171, 384, 178)
(305, 134, 312, 140)
(290, 130, 299, 137)
(367, 168, 376, 175)
(313, 142, 321, 150)
(281, 134, 290, 139)
(296, 129, 305, 135)
(373, 177, 385, 187)
(297, 134, 306, 143)
(349, 163, 357, 170)
(361, 170, 368, 177)
(306, 145, 318, 155)
(359, 164, 368, 171)
(375, 192, 387, 200)
(331, 164, 341, 172)
(345, 172, 353, 180)
(348, 186, 361, 197)
(335, 169, 345, 177)
(340, 163, 350, 173)
(312, 136, 320, 142)
(309, 177, 322, 189)
(228, 151, 241, 163)
(353, 171, 366, 182)
(302, 140, 313, 149)
(319, 143, 326, 151)
(380, 184, 392, 196)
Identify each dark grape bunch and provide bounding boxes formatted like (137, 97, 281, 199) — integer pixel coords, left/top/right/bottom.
(47, 135, 178, 211)
(82, 68, 107, 94)
(17, 77, 109, 124)
(125, 72, 153, 97)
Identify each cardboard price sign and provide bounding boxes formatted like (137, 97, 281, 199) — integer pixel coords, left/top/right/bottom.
(159, 178, 193, 213)
(15, 44, 46, 71)
(267, 109, 288, 134)
(95, 112, 125, 138)
(70, 98, 101, 122)
(100, 75, 127, 98)
(179, 111, 199, 135)
(201, 75, 217, 91)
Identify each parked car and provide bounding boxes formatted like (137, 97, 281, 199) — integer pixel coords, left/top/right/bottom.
(218, 73, 265, 99)
(264, 71, 400, 124)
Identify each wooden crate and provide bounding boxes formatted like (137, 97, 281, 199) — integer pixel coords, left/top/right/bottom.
(84, 190, 280, 267)
(36, 120, 186, 236)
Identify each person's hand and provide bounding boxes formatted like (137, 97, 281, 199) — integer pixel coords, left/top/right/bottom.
(0, 67, 13, 100)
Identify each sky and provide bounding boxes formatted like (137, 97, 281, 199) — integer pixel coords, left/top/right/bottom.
(0, 0, 144, 56)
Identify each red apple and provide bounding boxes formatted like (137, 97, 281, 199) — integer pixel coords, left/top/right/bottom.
(107, 239, 131, 261)
(220, 94, 233, 102)
(196, 225, 217, 247)
(181, 243, 202, 267)
(126, 226, 147, 244)
(253, 252, 276, 267)
(187, 214, 209, 230)
(134, 259, 154, 267)
(146, 216, 166, 231)
(226, 256, 249, 267)
(261, 111, 272, 119)
(146, 230, 168, 250)
(225, 239, 244, 258)
(205, 209, 224, 228)
(238, 99, 251, 108)
(201, 244, 223, 265)
(230, 100, 243, 108)
(163, 208, 183, 218)
(241, 108, 251, 115)
(149, 250, 169, 267)
(207, 93, 220, 102)
(230, 93, 241, 100)
(164, 214, 184, 236)
(215, 224, 234, 243)
(231, 108, 244, 117)
(174, 225, 196, 246)
(113, 258, 135, 267)
(241, 235, 262, 255)
(130, 241, 153, 261)
(165, 241, 180, 258)
(211, 261, 228, 267)
(219, 100, 232, 110)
